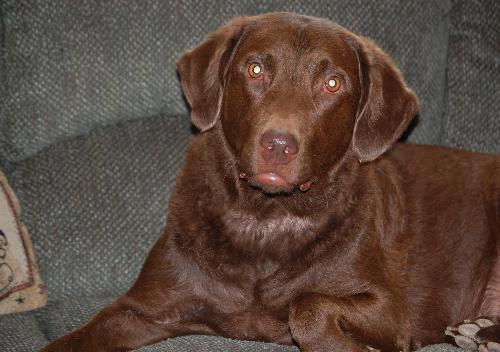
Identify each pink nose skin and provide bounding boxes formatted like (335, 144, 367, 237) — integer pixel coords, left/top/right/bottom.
(259, 129, 299, 165)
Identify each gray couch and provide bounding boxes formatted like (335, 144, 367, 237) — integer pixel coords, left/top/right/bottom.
(0, 1, 498, 351)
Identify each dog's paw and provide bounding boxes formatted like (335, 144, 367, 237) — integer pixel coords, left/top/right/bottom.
(445, 317, 500, 351)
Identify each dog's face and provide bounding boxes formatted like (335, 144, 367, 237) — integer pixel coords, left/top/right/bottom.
(178, 13, 418, 194)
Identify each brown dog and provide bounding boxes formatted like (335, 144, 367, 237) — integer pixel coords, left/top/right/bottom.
(42, 13, 500, 352)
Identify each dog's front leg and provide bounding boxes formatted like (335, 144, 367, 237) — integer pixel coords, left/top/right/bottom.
(40, 233, 214, 352)
(289, 292, 411, 352)
(40, 296, 184, 352)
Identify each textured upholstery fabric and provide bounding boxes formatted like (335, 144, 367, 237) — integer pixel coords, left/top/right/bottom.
(442, 0, 500, 153)
(137, 338, 464, 352)
(0, 311, 47, 352)
(6, 115, 192, 301)
(31, 296, 115, 341)
(0, 0, 450, 162)
(136, 336, 298, 352)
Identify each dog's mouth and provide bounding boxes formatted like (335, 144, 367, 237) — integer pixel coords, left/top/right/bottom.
(239, 172, 313, 194)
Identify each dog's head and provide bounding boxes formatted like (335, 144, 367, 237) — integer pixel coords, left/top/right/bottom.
(177, 13, 418, 194)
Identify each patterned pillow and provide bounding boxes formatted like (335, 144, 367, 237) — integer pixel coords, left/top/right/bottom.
(0, 170, 46, 315)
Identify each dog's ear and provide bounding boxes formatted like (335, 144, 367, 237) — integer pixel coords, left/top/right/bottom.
(177, 20, 247, 132)
(351, 36, 419, 163)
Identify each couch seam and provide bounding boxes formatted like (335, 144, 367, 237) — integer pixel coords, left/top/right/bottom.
(437, 0, 454, 146)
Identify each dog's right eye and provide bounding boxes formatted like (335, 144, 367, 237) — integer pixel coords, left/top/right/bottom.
(247, 63, 264, 79)
(324, 76, 342, 94)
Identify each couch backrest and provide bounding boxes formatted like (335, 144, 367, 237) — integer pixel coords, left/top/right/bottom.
(441, 0, 500, 154)
(0, 0, 452, 162)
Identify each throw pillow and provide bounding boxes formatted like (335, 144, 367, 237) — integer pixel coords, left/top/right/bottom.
(0, 170, 46, 315)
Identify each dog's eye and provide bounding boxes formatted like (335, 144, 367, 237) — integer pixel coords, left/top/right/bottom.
(247, 63, 264, 79)
(324, 76, 341, 93)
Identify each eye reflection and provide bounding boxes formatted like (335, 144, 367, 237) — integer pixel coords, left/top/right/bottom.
(324, 76, 341, 93)
(247, 63, 264, 79)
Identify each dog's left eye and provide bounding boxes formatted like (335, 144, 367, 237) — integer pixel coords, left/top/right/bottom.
(324, 76, 342, 93)
(247, 63, 264, 79)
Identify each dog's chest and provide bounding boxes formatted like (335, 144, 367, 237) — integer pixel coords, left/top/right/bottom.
(222, 209, 315, 237)
(220, 208, 321, 255)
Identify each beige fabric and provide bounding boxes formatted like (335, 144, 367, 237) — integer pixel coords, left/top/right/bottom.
(0, 170, 46, 315)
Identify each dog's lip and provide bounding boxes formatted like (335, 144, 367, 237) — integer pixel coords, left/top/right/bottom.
(250, 172, 291, 189)
(239, 172, 313, 193)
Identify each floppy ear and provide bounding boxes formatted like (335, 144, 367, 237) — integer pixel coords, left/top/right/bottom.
(177, 20, 246, 132)
(351, 36, 419, 163)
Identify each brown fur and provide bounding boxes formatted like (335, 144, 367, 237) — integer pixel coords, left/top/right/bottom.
(42, 13, 500, 352)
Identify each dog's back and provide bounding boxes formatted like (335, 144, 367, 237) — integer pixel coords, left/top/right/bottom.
(381, 143, 500, 344)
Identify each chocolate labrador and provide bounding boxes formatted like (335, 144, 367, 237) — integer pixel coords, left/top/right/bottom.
(42, 12, 500, 352)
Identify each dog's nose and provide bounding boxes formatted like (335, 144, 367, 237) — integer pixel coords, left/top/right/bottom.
(259, 129, 299, 165)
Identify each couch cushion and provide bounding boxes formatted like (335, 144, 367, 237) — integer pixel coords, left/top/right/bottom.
(136, 336, 297, 352)
(0, 310, 47, 352)
(0, 0, 450, 161)
(441, 0, 500, 153)
(0, 170, 47, 315)
(137, 338, 463, 352)
(33, 295, 115, 341)
(6, 115, 192, 301)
